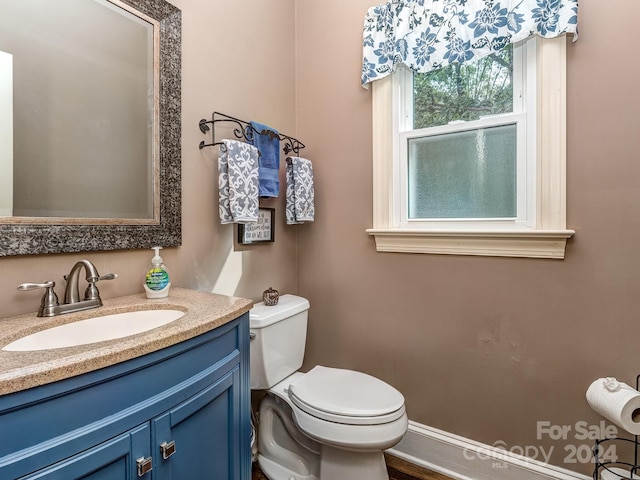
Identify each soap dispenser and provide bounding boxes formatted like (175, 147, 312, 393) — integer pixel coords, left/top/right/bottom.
(144, 246, 171, 298)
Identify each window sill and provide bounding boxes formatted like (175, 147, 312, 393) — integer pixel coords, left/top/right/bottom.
(366, 228, 575, 259)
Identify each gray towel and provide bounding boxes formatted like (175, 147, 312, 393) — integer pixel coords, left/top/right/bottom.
(286, 157, 314, 225)
(218, 139, 260, 224)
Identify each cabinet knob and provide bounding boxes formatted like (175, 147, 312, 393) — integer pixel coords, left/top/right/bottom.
(136, 456, 153, 477)
(160, 440, 176, 459)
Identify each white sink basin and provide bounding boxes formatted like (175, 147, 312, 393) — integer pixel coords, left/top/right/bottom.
(2, 309, 186, 352)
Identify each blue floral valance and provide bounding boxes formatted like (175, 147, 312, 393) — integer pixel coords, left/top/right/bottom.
(362, 0, 578, 85)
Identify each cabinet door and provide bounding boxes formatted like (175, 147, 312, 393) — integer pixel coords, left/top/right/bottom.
(152, 367, 243, 480)
(20, 423, 151, 480)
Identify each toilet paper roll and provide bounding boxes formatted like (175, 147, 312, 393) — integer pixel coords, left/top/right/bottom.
(601, 467, 640, 480)
(587, 377, 640, 435)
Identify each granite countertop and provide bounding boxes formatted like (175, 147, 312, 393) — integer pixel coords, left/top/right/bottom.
(0, 288, 253, 397)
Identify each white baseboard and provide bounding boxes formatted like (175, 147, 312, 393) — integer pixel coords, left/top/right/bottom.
(387, 421, 591, 480)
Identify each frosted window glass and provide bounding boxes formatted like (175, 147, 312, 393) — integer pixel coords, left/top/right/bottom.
(408, 124, 517, 219)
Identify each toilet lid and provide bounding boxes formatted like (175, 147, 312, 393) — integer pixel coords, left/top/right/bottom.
(288, 366, 405, 425)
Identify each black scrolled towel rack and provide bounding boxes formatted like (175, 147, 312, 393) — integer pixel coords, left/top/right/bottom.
(198, 111, 305, 155)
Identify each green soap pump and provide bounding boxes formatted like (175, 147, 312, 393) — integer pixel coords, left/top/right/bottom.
(144, 246, 171, 298)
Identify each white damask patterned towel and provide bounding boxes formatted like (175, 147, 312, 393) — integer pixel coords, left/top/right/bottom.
(218, 139, 259, 224)
(286, 157, 315, 225)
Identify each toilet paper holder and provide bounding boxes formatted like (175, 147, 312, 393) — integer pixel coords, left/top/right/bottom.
(593, 374, 640, 480)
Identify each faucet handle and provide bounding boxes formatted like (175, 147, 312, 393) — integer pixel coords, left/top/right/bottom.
(18, 280, 55, 292)
(63, 273, 116, 282)
(84, 272, 117, 301)
(18, 280, 60, 317)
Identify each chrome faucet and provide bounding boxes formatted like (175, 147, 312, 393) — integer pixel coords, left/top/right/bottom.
(18, 260, 117, 317)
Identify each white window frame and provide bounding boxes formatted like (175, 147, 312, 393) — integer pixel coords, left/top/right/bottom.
(366, 36, 575, 259)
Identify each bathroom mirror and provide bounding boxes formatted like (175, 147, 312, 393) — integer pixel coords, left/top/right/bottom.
(0, 0, 181, 256)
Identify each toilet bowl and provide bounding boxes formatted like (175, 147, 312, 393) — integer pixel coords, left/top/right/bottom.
(250, 295, 408, 480)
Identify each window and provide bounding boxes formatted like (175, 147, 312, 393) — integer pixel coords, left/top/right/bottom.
(399, 41, 532, 229)
(367, 36, 574, 259)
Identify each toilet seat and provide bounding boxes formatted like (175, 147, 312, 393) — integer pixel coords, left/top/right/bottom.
(288, 366, 406, 426)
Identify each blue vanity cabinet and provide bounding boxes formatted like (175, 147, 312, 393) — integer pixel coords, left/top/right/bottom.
(20, 424, 151, 480)
(151, 366, 242, 479)
(0, 313, 251, 480)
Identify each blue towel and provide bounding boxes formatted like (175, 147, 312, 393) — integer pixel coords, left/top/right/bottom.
(249, 121, 280, 198)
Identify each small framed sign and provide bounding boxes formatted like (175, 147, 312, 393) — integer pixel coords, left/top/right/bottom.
(238, 208, 275, 244)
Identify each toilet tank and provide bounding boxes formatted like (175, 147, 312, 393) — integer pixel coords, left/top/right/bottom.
(249, 294, 310, 390)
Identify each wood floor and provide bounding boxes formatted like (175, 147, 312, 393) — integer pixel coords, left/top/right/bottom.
(252, 454, 454, 480)
(385, 454, 454, 480)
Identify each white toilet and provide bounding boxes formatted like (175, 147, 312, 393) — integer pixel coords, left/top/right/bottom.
(250, 294, 408, 480)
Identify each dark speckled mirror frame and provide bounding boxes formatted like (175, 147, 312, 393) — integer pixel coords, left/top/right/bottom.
(0, 0, 181, 256)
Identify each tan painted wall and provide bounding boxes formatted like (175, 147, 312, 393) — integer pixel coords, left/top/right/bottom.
(0, 0, 298, 318)
(295, 0, 640, 474)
